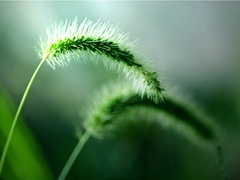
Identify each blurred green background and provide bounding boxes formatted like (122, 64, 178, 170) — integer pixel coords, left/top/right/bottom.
(0, 1, 239, 180)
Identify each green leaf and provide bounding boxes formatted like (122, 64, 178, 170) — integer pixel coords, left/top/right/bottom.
(0, 85, 54, 180)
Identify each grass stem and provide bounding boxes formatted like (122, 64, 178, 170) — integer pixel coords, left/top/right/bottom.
(0, 59, 45, 176)
(58, 129, 92, 180)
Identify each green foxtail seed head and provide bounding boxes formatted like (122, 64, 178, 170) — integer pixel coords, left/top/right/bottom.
(84, 82, 219, 147)
(38, 17, 164, 102)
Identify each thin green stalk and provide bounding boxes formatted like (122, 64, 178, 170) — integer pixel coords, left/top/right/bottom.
(58, 129, 92, 180)
(0, 59, 45, 176)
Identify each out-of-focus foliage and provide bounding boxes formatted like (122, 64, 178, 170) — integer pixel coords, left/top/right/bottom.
(0, 85, 53, 179)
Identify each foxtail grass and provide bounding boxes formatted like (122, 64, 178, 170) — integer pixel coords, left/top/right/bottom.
(58, 82, 220, 179)
(0, 17, 163, 176)
(39, 17, 163, 101)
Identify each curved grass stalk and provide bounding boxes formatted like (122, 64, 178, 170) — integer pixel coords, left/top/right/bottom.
(0, 59, 45, 175)
(58, 82, 219, 179)
(85, 82, 218, 144)
(86, 82, 226, 178)
(1, 18, 164, 176)
(39, 17, 164, 102)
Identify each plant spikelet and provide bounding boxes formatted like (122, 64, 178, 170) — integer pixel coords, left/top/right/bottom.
(84, 82, 219, 146)
(39, 17, 163, 102)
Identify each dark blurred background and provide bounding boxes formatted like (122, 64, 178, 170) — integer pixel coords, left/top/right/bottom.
(0, 2, 239, 180)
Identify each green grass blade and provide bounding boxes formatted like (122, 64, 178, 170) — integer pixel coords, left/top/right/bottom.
(0, 84, 53, 179)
